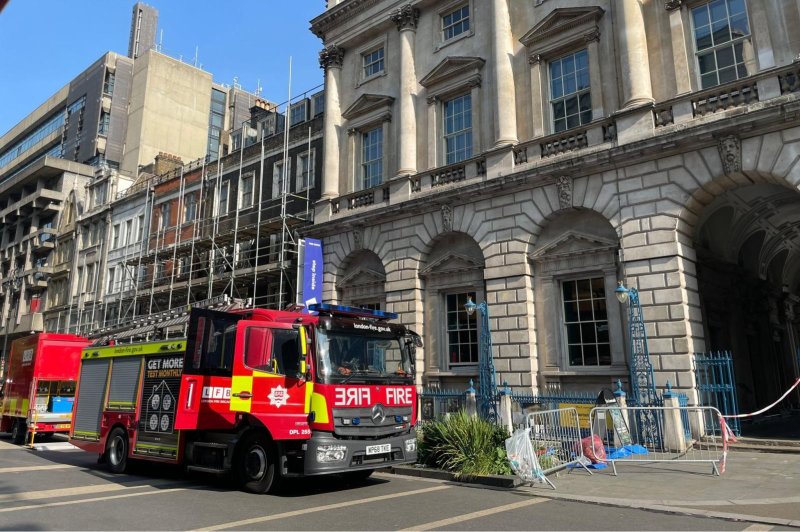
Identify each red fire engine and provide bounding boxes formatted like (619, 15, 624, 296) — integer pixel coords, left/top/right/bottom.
(70, 303, 420, 493)
(1, 333, 89, 444)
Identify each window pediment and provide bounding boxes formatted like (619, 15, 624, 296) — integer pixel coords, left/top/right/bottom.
(520, 7, 604, 56)
(336, 267, 386, 288)
(420, 251, 483, 277)
(419, 56, 485, 93)
(342, 94, 394, 121)
(530, 230, 617, 261)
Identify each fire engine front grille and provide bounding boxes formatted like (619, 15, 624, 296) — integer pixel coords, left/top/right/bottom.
(331, 406, 413, 438)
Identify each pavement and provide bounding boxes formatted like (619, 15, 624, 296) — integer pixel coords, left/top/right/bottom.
(394, 450, 800, 529)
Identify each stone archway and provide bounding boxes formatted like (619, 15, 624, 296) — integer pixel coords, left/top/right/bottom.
(694, 183, 800, 414)
(529, 208, 627, 392)
(336, 249, 387, 309)
(418, 231, 486, 389)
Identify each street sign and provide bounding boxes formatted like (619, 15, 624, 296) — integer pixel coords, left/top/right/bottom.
(597, 388, 632, 446)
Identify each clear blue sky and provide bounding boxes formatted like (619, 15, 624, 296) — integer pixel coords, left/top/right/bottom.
(0, 0, 326, 136)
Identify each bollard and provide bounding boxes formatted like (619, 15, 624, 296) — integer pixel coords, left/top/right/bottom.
(465, 380, 477, 418)
(688, 403, 706, 441)
(662, 383, 687, 452)
(499, 383, 513, 436)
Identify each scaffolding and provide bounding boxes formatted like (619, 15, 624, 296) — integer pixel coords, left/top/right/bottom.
(52, 86, 323, 341)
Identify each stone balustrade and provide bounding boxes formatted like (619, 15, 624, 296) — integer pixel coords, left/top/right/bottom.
(653, 63, 800, 129)
(331, 183, 390, 214)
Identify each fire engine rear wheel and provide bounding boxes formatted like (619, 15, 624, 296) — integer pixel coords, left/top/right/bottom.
(10, 420, 27, 445)
(106, 427, 129, 474)
(236, 432, 281, 494)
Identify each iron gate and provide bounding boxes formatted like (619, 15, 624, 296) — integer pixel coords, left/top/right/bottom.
(694, 351, 740, 436)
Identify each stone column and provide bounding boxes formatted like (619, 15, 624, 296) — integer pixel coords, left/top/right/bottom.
(391, 5, 419, 177)
(528, 54, 545, 139)
(665, 1, 693, 94)
(617, 0, 654, 108)
(585, 31, 605, 119)
(319, 45, 345, 200)
(426, 96, 438, 168)
(747, 0, 775, 69)
(491, 0, 518, 147)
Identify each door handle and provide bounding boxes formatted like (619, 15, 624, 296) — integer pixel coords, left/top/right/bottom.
(232, 391, 253, 399)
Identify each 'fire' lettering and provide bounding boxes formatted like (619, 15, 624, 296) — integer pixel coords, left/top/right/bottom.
(386, 387, 412, 405)
(334, 387, 371, 406)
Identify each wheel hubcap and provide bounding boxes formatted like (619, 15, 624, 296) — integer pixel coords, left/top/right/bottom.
(245, 446, 267, 480)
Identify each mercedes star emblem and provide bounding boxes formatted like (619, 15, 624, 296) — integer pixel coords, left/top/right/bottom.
(371, 404, 386, 425)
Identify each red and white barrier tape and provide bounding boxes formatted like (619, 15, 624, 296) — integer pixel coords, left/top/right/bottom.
(722, 377, 800, 419)
(719, 415, 735, 474)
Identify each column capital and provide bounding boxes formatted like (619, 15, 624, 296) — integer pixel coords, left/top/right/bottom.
(664, 0, 683, 10)
(319, 45, 345, 70)
(390, 4, 420, 31)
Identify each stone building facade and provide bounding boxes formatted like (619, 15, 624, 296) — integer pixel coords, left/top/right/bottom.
(42, 166, 133, 335)
(309, 0, 800, 410)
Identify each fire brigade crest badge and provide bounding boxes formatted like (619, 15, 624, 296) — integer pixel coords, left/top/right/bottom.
(268, 385, 290, 408)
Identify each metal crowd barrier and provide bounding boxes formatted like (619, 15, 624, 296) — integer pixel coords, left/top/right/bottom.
(526, 407, 593, 489)
(589, 405, 730, 476)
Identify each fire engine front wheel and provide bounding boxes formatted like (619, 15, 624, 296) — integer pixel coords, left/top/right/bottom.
(10, 420, 27, 445)
(235, 432, 281, 494)
(106, 427, 129, 474)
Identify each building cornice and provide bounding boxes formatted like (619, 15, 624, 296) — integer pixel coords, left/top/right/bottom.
(311, 0, 385, 40)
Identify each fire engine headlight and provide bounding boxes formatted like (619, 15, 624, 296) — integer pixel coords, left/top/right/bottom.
(317, 444, 347, 463)
(405, 438, 416, 453)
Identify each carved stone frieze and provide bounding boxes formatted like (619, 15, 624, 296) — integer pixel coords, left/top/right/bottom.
(556, 175, 572, 209)
(665, 0, 683, 11)
(441, 204, 453, 232)
(717, 134, 741, 175)
(583, 29, 601, 43)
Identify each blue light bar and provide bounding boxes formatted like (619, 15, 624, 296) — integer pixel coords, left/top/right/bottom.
(308, 303, 398, 320)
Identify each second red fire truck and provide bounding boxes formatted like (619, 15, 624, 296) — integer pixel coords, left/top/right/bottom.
(70, 303, 420, 493)
(1, 333, 88, 444)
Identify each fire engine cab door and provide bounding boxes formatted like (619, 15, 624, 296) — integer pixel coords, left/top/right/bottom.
(230, 320, 310, 439)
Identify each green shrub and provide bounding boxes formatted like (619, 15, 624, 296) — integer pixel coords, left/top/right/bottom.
(417, 411, 512, 478)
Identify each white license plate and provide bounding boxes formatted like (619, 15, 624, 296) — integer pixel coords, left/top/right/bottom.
(366, 443, 391, 456)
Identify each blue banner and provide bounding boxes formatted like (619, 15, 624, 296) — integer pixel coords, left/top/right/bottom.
(300, 238, 323, 310)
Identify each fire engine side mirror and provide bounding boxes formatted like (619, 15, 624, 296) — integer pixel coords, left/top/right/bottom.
(296, 325, 311, 381)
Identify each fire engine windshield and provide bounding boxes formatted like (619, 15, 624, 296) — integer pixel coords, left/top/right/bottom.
(315, 330, 413, 384)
